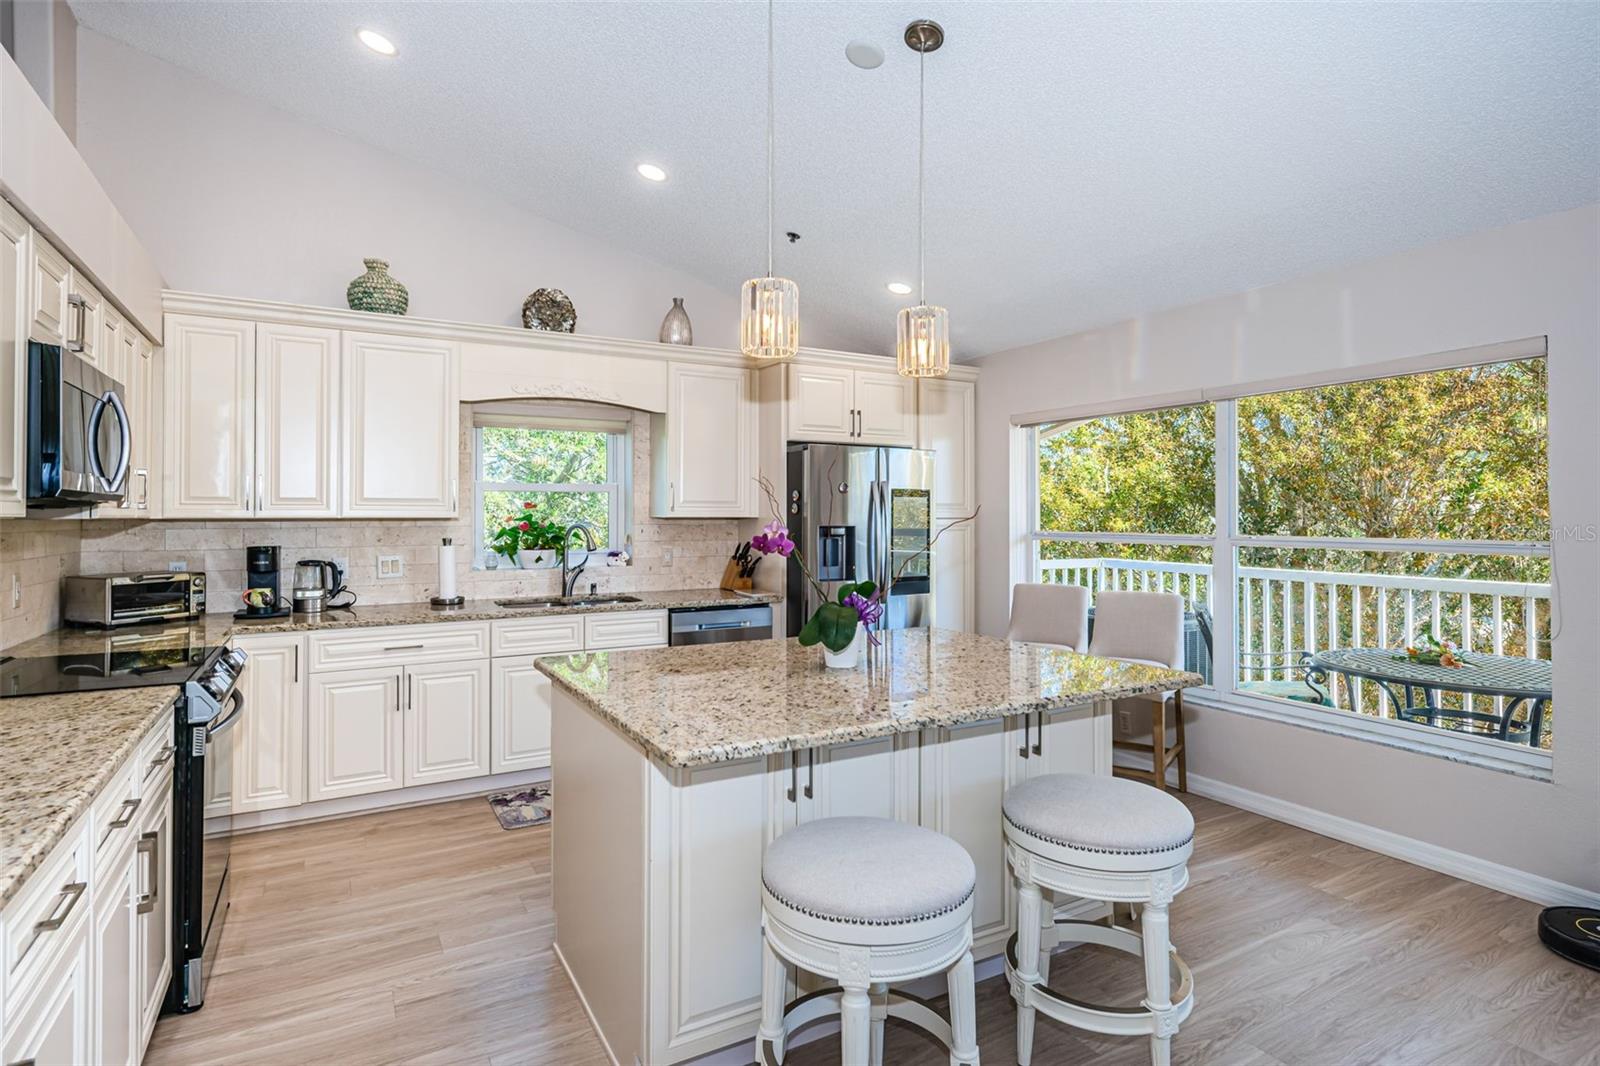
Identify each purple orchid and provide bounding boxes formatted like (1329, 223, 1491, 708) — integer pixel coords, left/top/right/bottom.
(843, 590, 884, 645)
(750, 520, 795, 558)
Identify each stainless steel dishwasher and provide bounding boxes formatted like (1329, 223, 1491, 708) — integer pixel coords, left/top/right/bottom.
(668, 604, 774, 645)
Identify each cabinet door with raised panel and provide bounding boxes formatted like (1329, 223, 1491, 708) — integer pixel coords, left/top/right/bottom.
(135, 781, 173, 1045)
(232, 634, 306, 813)
(853, 369, 917, 446)
(931, 522, 974, 632)
(164, 314, 255, 517)
(2, 900, 92, 1066)
(918, 377, 975, 516)
(491, 658, 553, 773)
(787, 364, 854, 441)
(655, 362, 757, 517)
(91, 841, 139, 1066)
(405, 658, 490, 786)
(203, 721, 233, 819)
(1, 201, 27, 516)
(128, 335, 157, 515)
(802, 734, 918, 824)
(1032, 700, 1114, 779)
(256, 323, 340, 516)
(342, 331, 459, 517)
(29, 234, 70, 344)
(309, 666, 405, 801)
(68, 273, 103, 366)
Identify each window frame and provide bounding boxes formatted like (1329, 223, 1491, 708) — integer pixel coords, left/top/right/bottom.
(1018, 342, 1553, 779)
(471, 408, 630, 567)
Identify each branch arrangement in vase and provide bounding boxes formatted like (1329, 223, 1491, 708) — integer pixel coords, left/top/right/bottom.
(749, 476, 977, 655)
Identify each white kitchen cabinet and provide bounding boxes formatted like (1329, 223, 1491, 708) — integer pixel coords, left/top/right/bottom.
(232, 634, 306, 814)
(308, 666, 406, 802)
(341, 331, 459, 517)
(786, 364, 916, 445)
(491, 658, 554, 773)
(801, 734, 919, 823)
(68, 273, 103, 367)
(202, 719, 234, 820)
(404, 659, 491, 786)
(917, 377, 976, 517)
(0, 200, 27, 517)
(256, 323, 341, 517)
(1030, 700, 1114, 779)
(135, 769, 172, 1049)
(127, 336, 158, 516)
(652, 361, 758, 517)
(29, 233, 69, 345)
(932, 522, 975, 632)
(163, 314, 256, 518)
(91, 841, 138, 1066)
(2, 904, 92, 1066)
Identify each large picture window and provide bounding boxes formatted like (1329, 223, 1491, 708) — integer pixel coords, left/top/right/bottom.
(473, 410, 628, 565)
(1028, 352, 1553, 764)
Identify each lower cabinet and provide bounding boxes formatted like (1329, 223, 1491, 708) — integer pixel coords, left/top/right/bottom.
(135, 776, 173, 1049)
(491, 658, 553, 773)
(309, 666, 406, 801)
(91, 842, 140, 1066)
(405, 659, 490, 786)
(232, 634, 305, 813)
(2, 909, 93, 1066)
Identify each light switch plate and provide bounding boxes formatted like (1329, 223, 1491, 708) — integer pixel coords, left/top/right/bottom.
(378, 554, 405, 580)
(168, 561, 188, 572)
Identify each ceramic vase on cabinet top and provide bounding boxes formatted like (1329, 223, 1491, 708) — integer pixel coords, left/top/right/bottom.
(659, 297, 693, 345)
(346, 258, 409, 315)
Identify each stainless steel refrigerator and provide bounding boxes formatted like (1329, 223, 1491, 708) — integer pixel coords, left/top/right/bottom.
(785, 442, 936, 637)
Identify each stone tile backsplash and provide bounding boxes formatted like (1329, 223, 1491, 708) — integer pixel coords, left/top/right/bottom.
(11, 406, 747, 630)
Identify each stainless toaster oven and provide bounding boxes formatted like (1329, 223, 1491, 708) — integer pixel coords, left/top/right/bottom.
(63, 572, 207, 627)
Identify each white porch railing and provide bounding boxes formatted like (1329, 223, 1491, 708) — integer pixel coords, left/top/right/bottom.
(1036, 556, 1552, 723)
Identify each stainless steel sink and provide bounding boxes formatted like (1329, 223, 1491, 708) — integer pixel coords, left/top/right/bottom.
(493, 594, 641, 609)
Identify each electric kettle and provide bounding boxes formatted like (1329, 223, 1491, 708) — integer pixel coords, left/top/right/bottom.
(292, 559, 351, 614)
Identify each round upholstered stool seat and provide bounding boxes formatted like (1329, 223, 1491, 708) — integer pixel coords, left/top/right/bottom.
(1003, 772, 1195, 871)
(758, 817, 980, 1066)
(1003, 774, 1196, 1066)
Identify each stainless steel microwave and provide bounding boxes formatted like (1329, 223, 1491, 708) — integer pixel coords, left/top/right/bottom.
(63, 572, 208, 628)
(27, 340, 131, 507)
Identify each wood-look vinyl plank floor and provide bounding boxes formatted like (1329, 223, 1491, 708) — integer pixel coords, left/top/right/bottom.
(146, 794, 1596, 1066)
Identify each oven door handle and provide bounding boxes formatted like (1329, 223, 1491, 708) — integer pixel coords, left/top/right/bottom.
(206, 688, 246, 737)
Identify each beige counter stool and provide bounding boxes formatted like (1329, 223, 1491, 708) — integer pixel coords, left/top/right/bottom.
(1002, 773, 1195, 1066)
(1088, 590, 1188, 791)
(757, 817, 980, 1066)
(1007, 582, 1090, 650)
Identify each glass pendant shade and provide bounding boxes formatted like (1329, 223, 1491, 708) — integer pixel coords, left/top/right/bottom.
(740, 275, 800, 361)
(896, 303, 950, 377)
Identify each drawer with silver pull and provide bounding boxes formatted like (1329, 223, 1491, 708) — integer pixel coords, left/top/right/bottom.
(90, 757, 141, 856)
(2, 817, 91, 1013)
(308, 622, 490, 672)
(136, 712, 177, 786)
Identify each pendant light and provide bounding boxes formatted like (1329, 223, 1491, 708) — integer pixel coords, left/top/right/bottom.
(740, 0, 799, 362)
(896, 19, 950, 378)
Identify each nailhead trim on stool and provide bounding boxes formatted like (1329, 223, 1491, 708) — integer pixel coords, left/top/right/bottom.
(757, 816, 982, 1066)
(1003, 773, 1196, 1066)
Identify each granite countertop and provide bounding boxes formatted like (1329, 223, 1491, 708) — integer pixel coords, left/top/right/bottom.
(537, 626, 1204, 768)
(0, 686, 178, 907)
(1, 588, 780, 658)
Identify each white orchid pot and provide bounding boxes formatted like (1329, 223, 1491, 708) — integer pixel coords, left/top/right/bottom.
(518, 550, 560, 570)
(823, 627, 865, 669)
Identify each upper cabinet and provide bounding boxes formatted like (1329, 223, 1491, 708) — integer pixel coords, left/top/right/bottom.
(652, 362, 759, 518)
(68, 274, 104, 367)
(786, 364, 916, 446)
(28, 235, 70, 345)
(257, 324, 340, 517)
(917, 377, 976, 517)
(341, 331, 460, 518)
(1, 201, 27, 517)
(164, 315, 256, 518)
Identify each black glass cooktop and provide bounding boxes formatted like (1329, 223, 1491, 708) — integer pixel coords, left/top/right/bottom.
(0, 644, 220, 698)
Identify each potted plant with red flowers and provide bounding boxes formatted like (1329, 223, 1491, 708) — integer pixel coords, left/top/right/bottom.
(489, 502, 568, 569)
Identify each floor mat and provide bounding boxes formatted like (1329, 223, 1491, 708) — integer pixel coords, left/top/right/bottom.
(487, 784, 552, 829)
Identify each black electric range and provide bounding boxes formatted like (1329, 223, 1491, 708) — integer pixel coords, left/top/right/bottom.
(0, 642, 218, 697)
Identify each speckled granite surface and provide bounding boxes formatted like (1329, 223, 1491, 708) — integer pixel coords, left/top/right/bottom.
(538, 626, 1203, 768)
(1, 589, 778, 658)
(0, 686, 177, 907)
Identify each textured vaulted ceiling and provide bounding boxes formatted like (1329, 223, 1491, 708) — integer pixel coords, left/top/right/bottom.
(70, 1, 1600, 358)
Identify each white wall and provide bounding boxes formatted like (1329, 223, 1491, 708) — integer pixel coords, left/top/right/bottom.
(973, 204, 1600, 895)
(72, 28, 740, 347)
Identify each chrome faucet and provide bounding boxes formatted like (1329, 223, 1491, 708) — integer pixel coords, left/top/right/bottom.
(560, 522, 600, 597)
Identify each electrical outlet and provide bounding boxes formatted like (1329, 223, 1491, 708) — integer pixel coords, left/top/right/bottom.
(377, 554, 405, 580)
(10, 574, 20, 610)
(168, 561, 188, 572)
(1116, 708, 1133, 734)
(661, 548, 674, 566)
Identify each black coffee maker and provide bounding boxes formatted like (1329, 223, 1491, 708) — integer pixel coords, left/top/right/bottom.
(236, 545, 292, 619)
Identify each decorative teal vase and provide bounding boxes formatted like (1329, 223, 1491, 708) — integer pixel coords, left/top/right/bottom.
(346, 258, 409, 315)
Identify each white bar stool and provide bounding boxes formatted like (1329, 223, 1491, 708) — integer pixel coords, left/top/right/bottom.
(1002, 773, 1196, 1066)
(757, 816, 981, 1066)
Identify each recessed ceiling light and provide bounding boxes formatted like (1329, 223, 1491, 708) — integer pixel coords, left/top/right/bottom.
(636, 163, 667, 183)
(846, 40, 885, 69)
(357, 29, 397, 56)
(886, 282, 913, 295)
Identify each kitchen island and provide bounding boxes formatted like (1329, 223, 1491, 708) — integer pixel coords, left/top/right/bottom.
(538, 626, 1201, 1065)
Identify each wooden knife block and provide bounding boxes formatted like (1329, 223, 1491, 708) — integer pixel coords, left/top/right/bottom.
(719, 559, 754, 591)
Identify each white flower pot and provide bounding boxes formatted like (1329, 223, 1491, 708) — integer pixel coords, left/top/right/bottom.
(823, 627, 865, 669)
(518, 550, 560, 570)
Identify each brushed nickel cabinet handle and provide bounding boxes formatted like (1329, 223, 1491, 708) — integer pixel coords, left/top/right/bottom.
(384, 644, 425, 653)
(34, 881, 88, 935)
(1018, 713, 1031, 759)
(787, 751, 798, 803)
(106, 796, 142, 832)
(1033, 711, 1043, 756)
(136, 832, 160, 914)
(804, 749, 814, 800)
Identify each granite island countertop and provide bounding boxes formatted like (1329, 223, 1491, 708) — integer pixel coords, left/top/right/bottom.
(0, 685, 178, 907)
(537, 626, 1203, 768)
